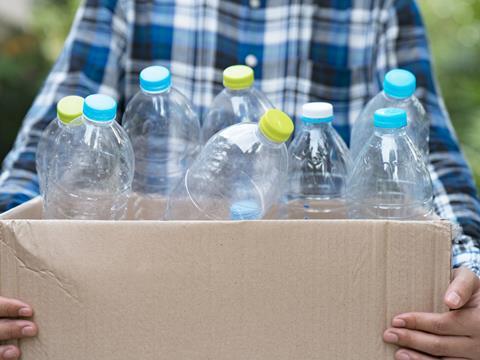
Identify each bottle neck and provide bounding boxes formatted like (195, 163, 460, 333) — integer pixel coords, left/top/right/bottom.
(382, 91, 412, 103)
(140, 86, 171, 96)
(256, 127, 284, 149)
(225, 86, 253, 96)
(374, 126, 407, 136)
(302, 121, 332, 130)
(84, 116, 114, 127)
(57, 117, 82, 129)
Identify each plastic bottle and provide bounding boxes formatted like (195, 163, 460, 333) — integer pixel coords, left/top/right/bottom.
(201, 65, 274, 143)
(165, 109, 294, 220)
(350, 69, 428, 160)
(347, 108, 434, 220)
(122, 66, 201, 219)
(284, 102, 351, 219)
(36, 96, 84, 202)
(43, 94, 135, 220)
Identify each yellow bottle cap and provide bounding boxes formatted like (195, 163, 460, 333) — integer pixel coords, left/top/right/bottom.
(223, 65, 254, 90)
(259, 109, 294, 143)
(57, 96, 84, 124)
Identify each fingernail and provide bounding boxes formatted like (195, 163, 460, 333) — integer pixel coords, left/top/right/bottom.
(18, 307, 32, 317)
(3, 348, 18, 359)
(397, 352, 410, 360)
(384, 331, 398, 343)
(392, 318, 406, 327)
(446, 291, 461, 307)
(21, 326, 36, 337)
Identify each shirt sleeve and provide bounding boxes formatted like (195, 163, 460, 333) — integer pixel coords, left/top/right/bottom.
(0, 0, 129, 212)
(379, 0, 480, 275)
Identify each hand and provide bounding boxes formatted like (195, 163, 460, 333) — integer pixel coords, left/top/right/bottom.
(0, 297, 37, 360)
(383, 267, 480, 359)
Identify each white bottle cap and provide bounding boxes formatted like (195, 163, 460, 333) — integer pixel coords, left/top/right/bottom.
(301, 102, 334, 123)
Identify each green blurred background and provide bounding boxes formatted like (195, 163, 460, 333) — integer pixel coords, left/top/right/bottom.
(0, 0, 479, 186)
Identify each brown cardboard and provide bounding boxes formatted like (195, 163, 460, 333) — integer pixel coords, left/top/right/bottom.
(0, 197, 452, 359)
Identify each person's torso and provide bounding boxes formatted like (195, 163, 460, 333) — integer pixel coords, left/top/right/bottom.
(121, 0, 390, 142)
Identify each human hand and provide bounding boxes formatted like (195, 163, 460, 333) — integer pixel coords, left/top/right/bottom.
(383, 267, 480, 359)
(0, 297, 37, 359)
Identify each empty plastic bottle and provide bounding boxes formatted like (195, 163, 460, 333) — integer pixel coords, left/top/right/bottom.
(122, 66, 201, 219)
(36, 96, 84, 201)
(347, 108, 434, 220)
(165, 109, 294, 220)
(43, 94, 135, 220)
(350, 69, 428, 161)
(284, 102, 351, 219)
(201, 65, 274, 143)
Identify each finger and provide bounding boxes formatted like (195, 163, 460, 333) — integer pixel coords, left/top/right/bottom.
(0, 319, 37, 341)
(0, 345, 20, 360)
(391, 310, 472, 336)
(383, 328, 472, 357)
(395, 349, 436, 360)
(395, 348, 469, 360)
(0, 297, 33, 318)
(445, 267, 480, 309)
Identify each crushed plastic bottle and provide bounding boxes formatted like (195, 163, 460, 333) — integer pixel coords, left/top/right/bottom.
(166, 109, 294, 220)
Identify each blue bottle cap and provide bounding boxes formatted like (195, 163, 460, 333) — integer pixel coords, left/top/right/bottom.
(83, 94, 117, 122)
(374, 108, 407, 129)
(140, 66, 171, 93)
(230, 200, 262, 220)
(383, 69, 416, 99)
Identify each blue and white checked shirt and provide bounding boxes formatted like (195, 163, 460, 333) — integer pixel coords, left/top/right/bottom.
(1, 0, 479, 274)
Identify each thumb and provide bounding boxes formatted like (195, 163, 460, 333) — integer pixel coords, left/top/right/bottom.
(444, 267, 479, 309)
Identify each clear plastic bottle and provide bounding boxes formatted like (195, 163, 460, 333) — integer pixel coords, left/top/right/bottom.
(350, 69, 428, 161)
(36, 96, 84, 202)
(165, 109, 294, 220)
(44, 94, 135, 220)
(284, 102, 351, 219)
(347, 108, 434, 220)
(201, 65, 274, 143)
(122, 66, 201, 219)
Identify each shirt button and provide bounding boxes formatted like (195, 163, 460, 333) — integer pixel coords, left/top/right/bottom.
(249, 0, 261, 9)
(245, 54, 258, 68)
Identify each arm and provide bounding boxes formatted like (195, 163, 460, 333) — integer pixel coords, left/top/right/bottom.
(380, 1, 480, 358)
(0, 0, 129, 213)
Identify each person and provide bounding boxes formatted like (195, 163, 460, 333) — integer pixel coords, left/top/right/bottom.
(0, 0, 479, 358)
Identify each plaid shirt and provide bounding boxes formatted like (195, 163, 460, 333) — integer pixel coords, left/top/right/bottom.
(1, 0, 479, 274)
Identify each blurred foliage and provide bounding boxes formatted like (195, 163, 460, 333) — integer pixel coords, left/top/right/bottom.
(0, 0, 479, 188)
(0, 0, 78, 160)
(419, 0, 480, 186)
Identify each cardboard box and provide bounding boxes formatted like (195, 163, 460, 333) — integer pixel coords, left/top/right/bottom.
(0, 197, 452, 359)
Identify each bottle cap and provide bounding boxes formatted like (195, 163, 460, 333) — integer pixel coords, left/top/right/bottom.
(57, 96, 84, 124)
(383, 69, 416, 99)
(230, 200, 262, 220)
(374, 108, 407, 129)
(83, 94, 117, 122)
(223, 65, 254, 90)
(301, 102, 334, 123)
(259, 109, 294, 143)
(140, 66, 171, 93)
